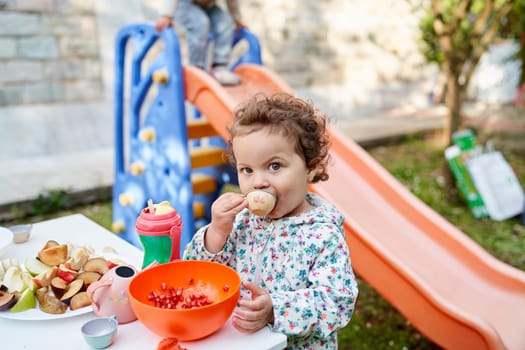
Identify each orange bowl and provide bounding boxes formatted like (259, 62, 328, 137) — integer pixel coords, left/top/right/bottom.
(128, 260, 241, 341)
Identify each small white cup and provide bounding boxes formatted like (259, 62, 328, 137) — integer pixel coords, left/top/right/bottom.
(81, 315, 118, 349)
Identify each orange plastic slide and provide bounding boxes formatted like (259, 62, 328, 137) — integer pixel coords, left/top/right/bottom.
(183, 64, 525, 350)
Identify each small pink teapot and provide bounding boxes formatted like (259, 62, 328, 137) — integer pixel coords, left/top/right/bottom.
(86, 265, 138, 324)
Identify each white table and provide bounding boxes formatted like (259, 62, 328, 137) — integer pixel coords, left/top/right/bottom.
(0, 214, 287, 350)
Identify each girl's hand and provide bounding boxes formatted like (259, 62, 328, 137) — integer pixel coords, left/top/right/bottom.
(232, 281, 274, 333)
(155, 15, 173, 32)
(205, 192, 247, 253)
(234, 20, 245, 30)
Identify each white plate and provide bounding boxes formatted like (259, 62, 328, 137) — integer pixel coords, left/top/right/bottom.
(0, 304, 92, 321)
(0, 227, 14, 256)
(0, 253, 134, 321)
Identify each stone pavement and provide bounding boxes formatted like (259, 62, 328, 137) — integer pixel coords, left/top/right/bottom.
(0, 104, 446, 215)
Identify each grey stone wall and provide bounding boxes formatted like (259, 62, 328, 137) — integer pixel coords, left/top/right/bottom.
(0, 0, 103, 106)
(0, 0, 432, 109)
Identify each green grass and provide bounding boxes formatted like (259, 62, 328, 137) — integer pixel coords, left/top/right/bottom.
(2, 134, 524, 349)
(337, 134, 525, 350)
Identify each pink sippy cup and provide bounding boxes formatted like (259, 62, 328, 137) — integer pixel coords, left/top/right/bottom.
(135, 202, 182, 269)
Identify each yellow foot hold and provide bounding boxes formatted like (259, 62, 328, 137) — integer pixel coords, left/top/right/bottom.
(193, 202, 205, 219)
(111, 221, 126, 233)
(130, 161, 145, 175)
(152, 69, 169, 84)
(118, 193, 134, 206)
(139, 127, 156, 142)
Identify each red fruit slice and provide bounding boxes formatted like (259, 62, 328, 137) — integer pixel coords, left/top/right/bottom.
(157, 337, 186, 350)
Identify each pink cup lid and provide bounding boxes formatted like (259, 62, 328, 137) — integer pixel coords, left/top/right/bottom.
(135, 207, 182, 237)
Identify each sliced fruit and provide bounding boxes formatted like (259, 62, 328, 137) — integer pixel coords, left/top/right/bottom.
(50, 276, 68, 299)
(157, 337, 185, 350)
(56, 264, 77, 283)
(70, 291, 91, 310)
(9, 287, 36, 312)
(25, 257, 51, 276)
(65, 247, 90, 271)
(2, 266, 24, 292)
(107, 260, 119, 270)
(36, 287, 67, 314)
(21, 271, 38, 293)
(0, 290, 18, 311)
(41, 240, 59, 250)
(33, 266, 58, 288)
(38, 244, 68, 266)
(82, 257, 109, 275)
(2, 258, 19, 270)
(75, 271, 101, 287)
(60, 279, 84, 305)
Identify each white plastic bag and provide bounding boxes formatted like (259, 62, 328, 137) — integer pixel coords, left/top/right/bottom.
(466, 148, 524, 221)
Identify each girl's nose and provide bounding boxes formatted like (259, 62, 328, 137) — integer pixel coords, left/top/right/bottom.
(252, 172, 270, 189)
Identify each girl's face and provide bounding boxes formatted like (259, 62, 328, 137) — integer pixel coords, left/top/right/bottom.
(232, 127, 313, 218)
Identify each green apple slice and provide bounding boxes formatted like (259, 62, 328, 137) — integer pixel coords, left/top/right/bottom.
(25, 257, 51, 276)
(9, 287, 36, 312)
(21, 271, 38, 292)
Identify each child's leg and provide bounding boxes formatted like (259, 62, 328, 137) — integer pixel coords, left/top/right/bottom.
(205, 4, 240, 85)
(205, 4, 235, 66)
(174, 0, 210, 69)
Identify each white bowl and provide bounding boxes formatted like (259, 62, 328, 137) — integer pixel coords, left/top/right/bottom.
(0, 227, 14, 256)
(9, 224, 32, 243)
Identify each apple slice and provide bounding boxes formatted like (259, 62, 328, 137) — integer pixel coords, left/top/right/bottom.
(2, 266, 24, 292)
(0, 290, 18, 311)
(60, 279, 84, 305)
(41, 240, 59, 250)
(32, 266, 58, 288)
(82, 257, 109, 275)
(36, 287, 67, 314)
(21, 271, 38, 293)
(65, 247, 90, 271)
(56, 264, 77, 283)
(50, 276, 68, 299)
(38, 244, 68, 266)
(25, 257, 51, 276)
(70, 291, 91, 310)
(9, 287, 36, 312)
(75, 271, 101, 287)
(2, 258, 19, 271)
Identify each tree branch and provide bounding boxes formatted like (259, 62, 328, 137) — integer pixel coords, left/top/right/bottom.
(451, 0, 473, 33)
(463, 1, 514, 88)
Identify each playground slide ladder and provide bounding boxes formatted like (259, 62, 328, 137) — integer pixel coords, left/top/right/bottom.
(111, 23, 262, 254)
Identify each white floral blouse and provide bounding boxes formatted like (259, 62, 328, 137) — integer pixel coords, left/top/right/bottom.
(184, 193, 358, 349)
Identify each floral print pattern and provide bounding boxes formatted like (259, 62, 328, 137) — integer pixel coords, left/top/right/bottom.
(184, 193, 358, 349)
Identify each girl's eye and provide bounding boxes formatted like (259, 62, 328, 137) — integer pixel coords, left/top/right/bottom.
(239, 167, 252, 174)
(269, 163, 281, 171)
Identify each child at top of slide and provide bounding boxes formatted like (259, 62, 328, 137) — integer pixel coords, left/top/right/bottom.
(155, 0, 243, 86)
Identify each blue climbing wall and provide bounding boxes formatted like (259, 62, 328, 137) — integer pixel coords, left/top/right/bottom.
(112, 23, 262, 255)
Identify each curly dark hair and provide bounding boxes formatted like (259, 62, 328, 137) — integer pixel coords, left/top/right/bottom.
(227, 93, 330, 183)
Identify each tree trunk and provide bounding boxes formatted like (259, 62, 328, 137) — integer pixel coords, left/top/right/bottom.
(442, 70, 463, 198)
(443, 72, 462, 146)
